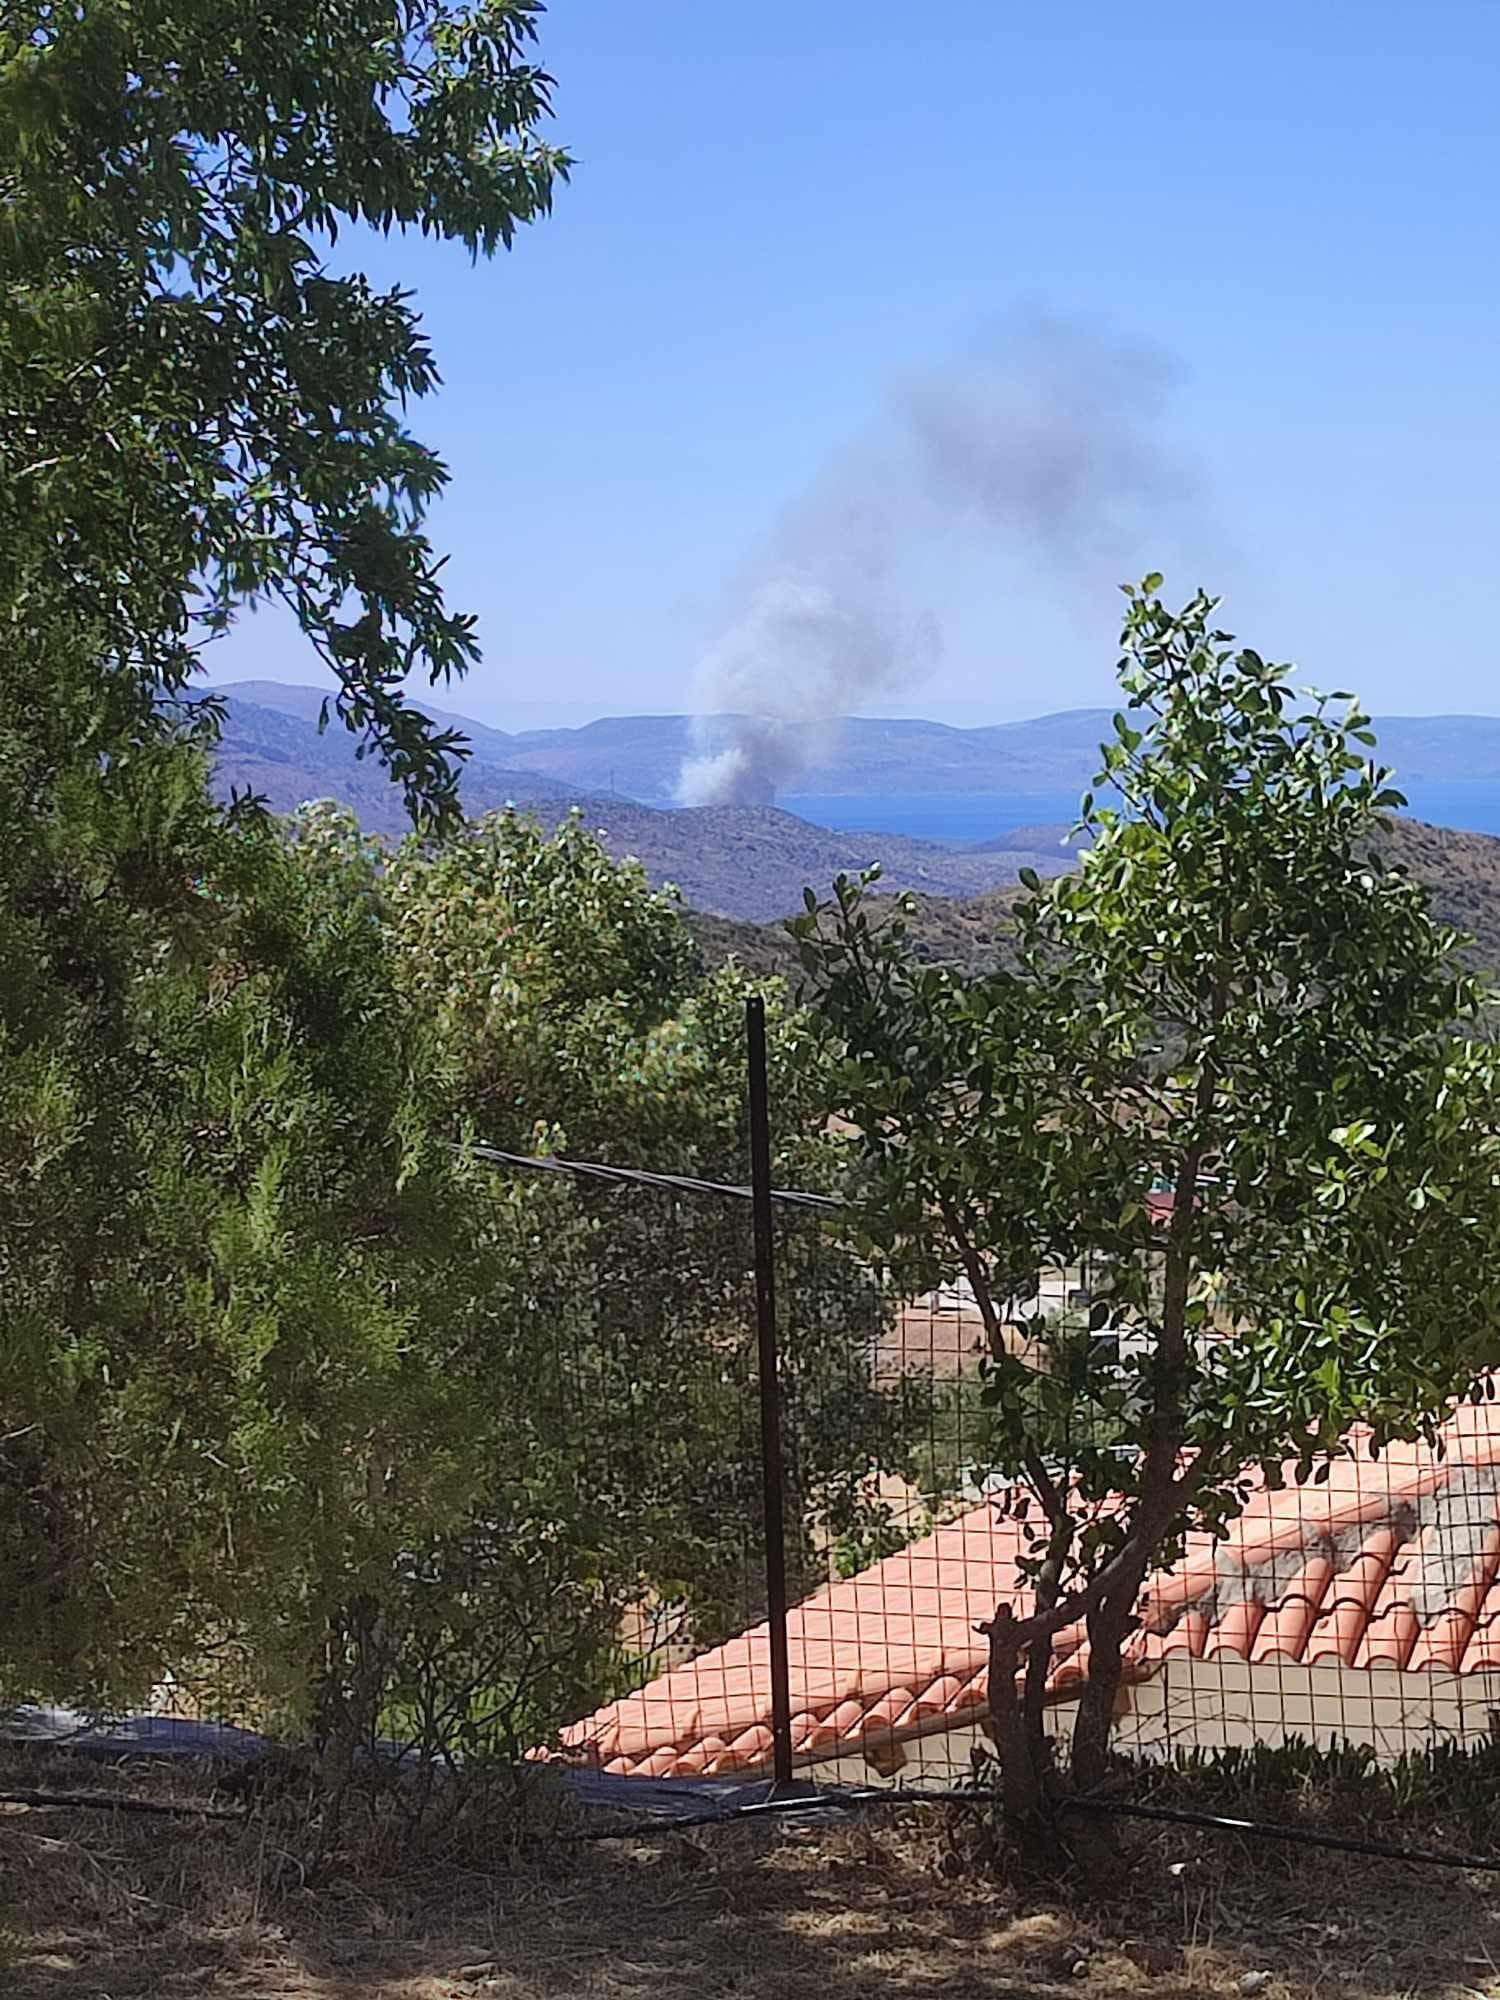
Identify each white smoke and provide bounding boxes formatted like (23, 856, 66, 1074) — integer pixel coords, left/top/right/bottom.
(679, 316, 1189, 806)
(679, 576, 937, 806)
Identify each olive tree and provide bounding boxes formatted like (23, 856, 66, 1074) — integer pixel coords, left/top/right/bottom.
(793, 581, 1500, 1836)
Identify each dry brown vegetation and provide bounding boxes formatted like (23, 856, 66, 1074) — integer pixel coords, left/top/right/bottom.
(687, 882, 1026, 984)
(691, 816, 1500, 991)
(1364, 817, 1500, 975)
(2, 1753, 1498, 2000)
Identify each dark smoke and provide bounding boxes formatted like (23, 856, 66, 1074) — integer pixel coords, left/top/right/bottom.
(678, 317, 1186, 806)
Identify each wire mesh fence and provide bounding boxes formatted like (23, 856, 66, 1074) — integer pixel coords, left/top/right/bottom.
(554, 1191, 1500, 1802)
(557, 1236, 1134, 1796)
(14, 1003, 1500, 1835)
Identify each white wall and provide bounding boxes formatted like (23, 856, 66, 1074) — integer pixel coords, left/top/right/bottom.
(797, 1661, 1500, 1789)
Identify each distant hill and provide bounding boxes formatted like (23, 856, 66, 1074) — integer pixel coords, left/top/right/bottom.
(209, 693, 1068, 920)
(688, 885, 1027, 983)
(207, 685, 1500, 958)
(1363, 817, 1500, 976)
(491, 795, 1061, 922)
(214, 693, 579, 829)
(966, 822, 1081, 856)
(214, 681, 1500, 804)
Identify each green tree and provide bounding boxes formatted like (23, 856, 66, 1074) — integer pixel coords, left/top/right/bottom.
(295, 804, 910, 1651)
(0, 0, 589, 1771)
(1, 0, 567, 820)
(793, 581, 1500, 1840)
(0, 653, 550, 1735)
(0, 649, 238, 1700)
(2, 756, 910, 1766)
(1, 0, 907, 1793)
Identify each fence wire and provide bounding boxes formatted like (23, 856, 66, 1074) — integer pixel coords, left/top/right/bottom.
(492, 1168, 1500, 1804)
(21, 1118, 1500, 1839)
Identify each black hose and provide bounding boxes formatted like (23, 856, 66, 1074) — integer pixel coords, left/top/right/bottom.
(1057, 1792, 1500, 1874)
(564, 1782, 1500, 1874)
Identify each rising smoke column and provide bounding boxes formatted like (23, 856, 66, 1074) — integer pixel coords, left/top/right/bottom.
(679, 579, 938, 806)
(678, 316, 1188, 807)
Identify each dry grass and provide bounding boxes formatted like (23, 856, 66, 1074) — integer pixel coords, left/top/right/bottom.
(0, 1756, 1497, 1999)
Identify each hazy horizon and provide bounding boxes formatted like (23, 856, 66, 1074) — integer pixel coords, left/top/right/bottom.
(207, 673, 1500, 739)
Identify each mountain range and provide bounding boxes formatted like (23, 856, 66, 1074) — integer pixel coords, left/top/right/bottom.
(209, 685, 1075, 921)
(207, 680, 1500, 930)
(217, 681, 1500, 803)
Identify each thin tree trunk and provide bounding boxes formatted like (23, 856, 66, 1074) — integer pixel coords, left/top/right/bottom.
(1019, 1506, 1072, 1804)
(1069, 1547, 1149, 1793)
(984, 1605, 1042, 1822)
(1067, 936, 1229, 1795)
(317, 1593, 387, 1788)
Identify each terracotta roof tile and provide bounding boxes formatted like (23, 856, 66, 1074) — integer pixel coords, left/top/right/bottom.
(561, 1389, 1500, 1780)
(1204, 1597, 1265, 1661)
(1460, 1608, 1500, 1674)
(1251, 1554, 1335, 1663)
(1306, 1528, 1399, 1666)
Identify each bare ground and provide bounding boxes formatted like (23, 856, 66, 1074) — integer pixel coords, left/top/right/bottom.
(1, 1766, 1497, 1999)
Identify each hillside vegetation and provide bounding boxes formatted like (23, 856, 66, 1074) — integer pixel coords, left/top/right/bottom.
(213, 689, 1500, 975)
(1363, 815, 1500, 971)
(693, 816, 1500, 984)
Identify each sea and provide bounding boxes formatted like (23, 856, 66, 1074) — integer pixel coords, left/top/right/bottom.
(779, 782, 1500, 849)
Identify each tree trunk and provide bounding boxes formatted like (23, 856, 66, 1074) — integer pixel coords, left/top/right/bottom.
(316, 1593, 388, 1790)
(985, 1607, 1038, 1814)
(1018, 1508, 1070, 1802)
(985, 1605, 1066, 1865)
(1069, 1549, 1149, 1793)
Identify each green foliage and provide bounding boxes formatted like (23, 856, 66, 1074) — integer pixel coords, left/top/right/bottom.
(0, 0, 907, 1788)
(1, 0, 568, 821)
(1, 695, 908, 1755)
(0, 648, 237, 1700)
(829, 1485, 930, 1580)
(285, 803, 907, 1652)
(0, 645, 531, 1718)
(793, 580, 1500, 1801)
(1149, 1735, 1500, 1853)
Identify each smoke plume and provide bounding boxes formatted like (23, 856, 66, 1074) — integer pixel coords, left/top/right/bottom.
(678, 316, 1187, 807)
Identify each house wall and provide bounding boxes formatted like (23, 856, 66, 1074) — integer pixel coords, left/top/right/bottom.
(1113, 1658, 1500, 1762)
(798, 1662, 1500, 1789)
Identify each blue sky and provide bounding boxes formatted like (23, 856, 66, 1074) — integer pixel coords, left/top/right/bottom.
(212, 1, 1500, 730)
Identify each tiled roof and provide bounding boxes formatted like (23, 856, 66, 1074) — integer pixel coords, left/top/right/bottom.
(562, 1393, 1500, 1780)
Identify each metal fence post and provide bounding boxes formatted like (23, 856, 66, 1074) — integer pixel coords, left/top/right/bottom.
(746, 995, 795, 1793)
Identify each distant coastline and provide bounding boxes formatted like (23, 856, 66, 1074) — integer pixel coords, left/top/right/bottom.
(778, 782, 1500, 849)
